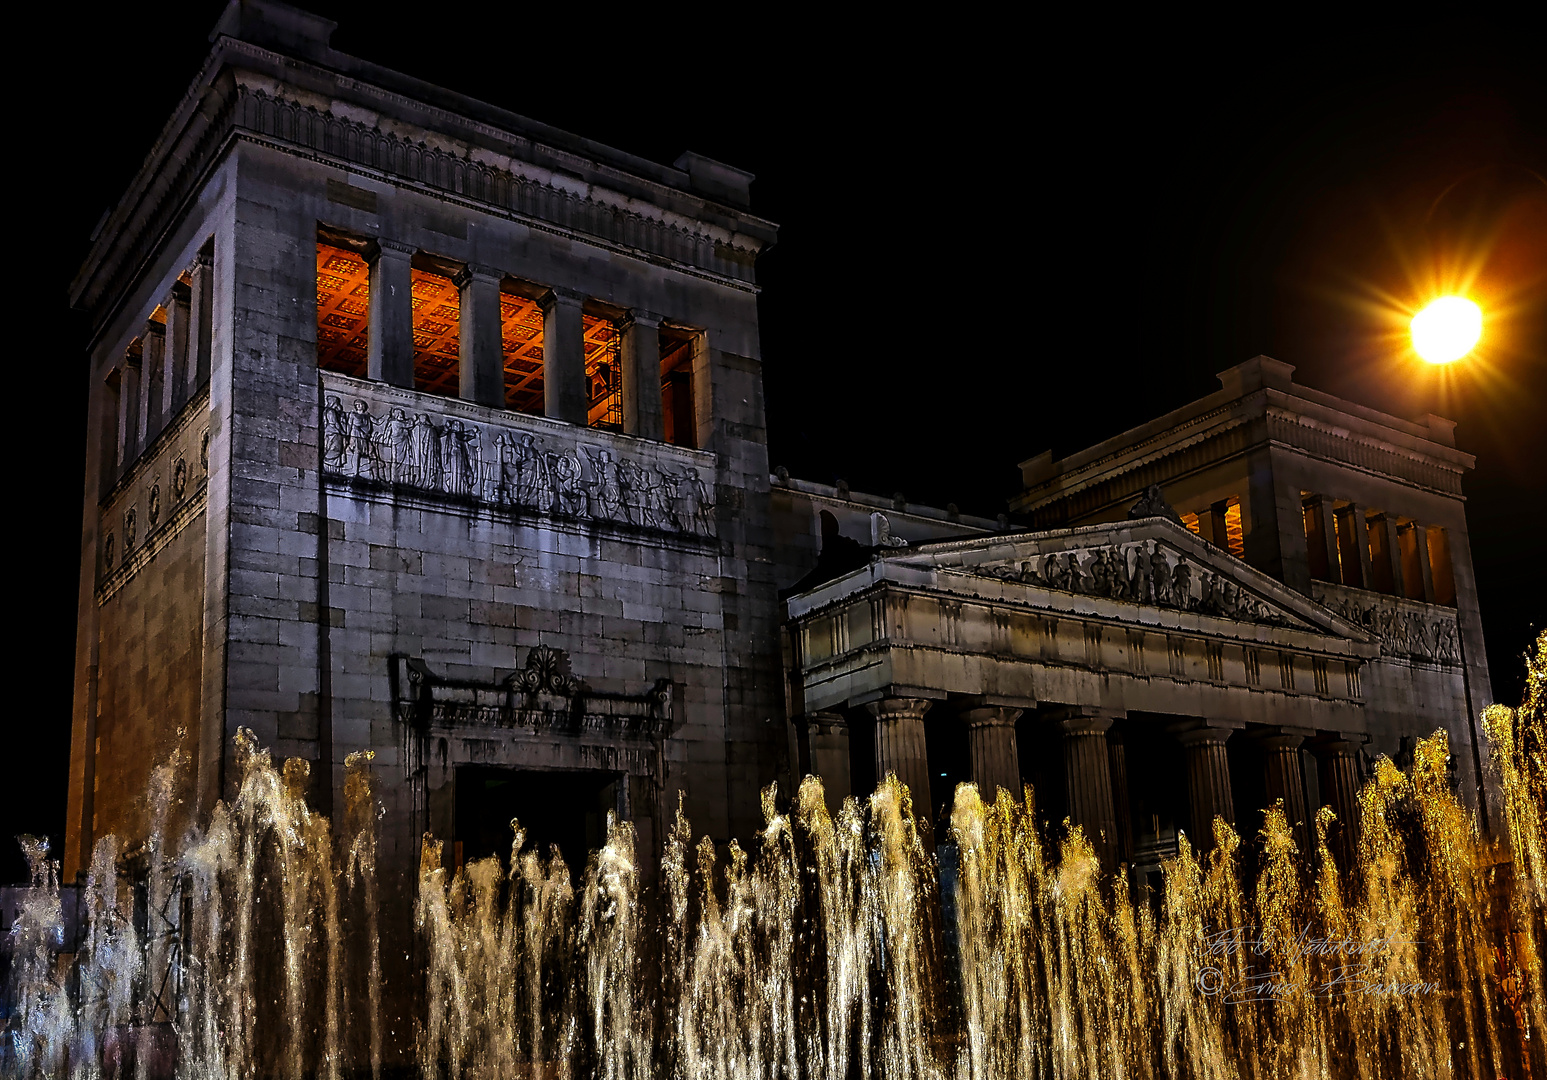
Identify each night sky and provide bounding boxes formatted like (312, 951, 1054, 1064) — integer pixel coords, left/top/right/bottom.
(12, 6, 1544, 882)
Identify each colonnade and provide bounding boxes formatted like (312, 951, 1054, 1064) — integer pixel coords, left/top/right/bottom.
(801, 700, 1367, 869)
(362, 241, 676, 440)
(113, 250, 214, 476)
(1301, 492, 1454, 607)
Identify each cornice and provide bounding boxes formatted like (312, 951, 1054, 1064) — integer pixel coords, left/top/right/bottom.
(73, 39, 776, 332)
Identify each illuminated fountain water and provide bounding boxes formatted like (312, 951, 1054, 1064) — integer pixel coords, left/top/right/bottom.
(6, 636, 1543, 1078)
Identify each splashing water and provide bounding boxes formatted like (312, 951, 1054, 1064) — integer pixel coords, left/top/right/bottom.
(5, 635, 1544, 1078)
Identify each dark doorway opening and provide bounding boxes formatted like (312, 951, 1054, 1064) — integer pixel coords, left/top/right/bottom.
(455, 766, 620, 882)
(924, 710, 970, 843)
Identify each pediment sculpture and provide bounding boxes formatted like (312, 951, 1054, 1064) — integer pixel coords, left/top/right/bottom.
(966, 540, 1298, 627)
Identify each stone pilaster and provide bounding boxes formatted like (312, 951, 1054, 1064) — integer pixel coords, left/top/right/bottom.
(961, 706, 1022, 802)
(1348, 504, 1375, 592)
(367, 239, 415, 389)
(1310, 737, 1363, 869)
(867, 696, 934, 834)
(162, 285, 190, 417)
(187, 251, 213, 394)
(805, 712, 851, 814)
(456, 265, 505, 407)
(620, 308, 664, 440)
(117, 359, 139, 468)
(1174, 722, 1239, 850)
(541, 287, 587, 424)
(143, 323, 166, 440)
(1257, 729, 1311, 851)
(1054, 708, 1120, 863)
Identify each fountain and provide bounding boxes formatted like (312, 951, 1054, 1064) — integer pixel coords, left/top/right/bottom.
(5, 634, 1542, 1078)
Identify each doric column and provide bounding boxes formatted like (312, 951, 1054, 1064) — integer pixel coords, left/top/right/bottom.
(1053, 708, 1121, 863)
(1256, 728, 1311, 850)
(142, 323, 166, 441)
(456, 265, 505, 407)
(805, 712, 851, 814)
(162, 284, 190, 416)
(1407, 521, 1437, 603)
(961, 706, 1022, 802)
(186, 250, 213, 394)
(1310, 737, 1363, 869)
(867, 697, 934, 835)
(1173, 722, 1239, 850)
(1307, 495, 1341, 582)
(367, 239, 415, 389)
(541, 287, 588, 423)
(620, 308, 664, 440)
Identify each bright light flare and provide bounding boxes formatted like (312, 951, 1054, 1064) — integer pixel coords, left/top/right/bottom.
(1410, 296, 1482, 364)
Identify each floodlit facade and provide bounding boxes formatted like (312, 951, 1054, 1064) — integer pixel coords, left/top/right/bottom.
(67, 0, 1496, 1021)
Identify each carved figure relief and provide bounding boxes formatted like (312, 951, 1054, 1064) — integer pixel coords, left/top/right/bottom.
(148, 484, 161, 528)
(321, 390, 717, 537)
(1315, 588, 1461, 664)
(173, 458, 188, 500)
(104, 534, 115, 570)
(200, 430, 210, 473)
(974, 540, 1291, 626)
(124, 508, 137, 551)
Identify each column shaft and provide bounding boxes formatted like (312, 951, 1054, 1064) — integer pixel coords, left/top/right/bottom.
(805, 713, 851, 814)
(962, 707, 1022, 802)
(868, 697, 934, 836)
(368, 241, 415, 389)
(116, 362, 137, 468)
(131, 353, 150, 458)
(1260, 733, 1309, 850)
(457, 267, 505, 407)
(542, 289, 588, 423)
(621, 310, 664, 440)
(1178, 727, 1236, 849)
(1059, 713, 1119, 863)
(1313, 739, 1362, 869)
(1108, 731, 1134, 864)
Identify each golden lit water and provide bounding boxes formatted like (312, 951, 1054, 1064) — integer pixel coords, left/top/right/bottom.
(6, 634, 1543, 1078)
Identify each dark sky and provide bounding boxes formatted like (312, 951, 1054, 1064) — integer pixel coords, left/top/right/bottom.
(11, 6, 1544, 881)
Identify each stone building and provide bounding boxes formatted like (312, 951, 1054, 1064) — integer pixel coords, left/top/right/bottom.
(66, 0, 1493, 946)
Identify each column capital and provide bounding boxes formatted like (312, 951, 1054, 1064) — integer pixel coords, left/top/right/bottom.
(192, 248, 213, 269)
(143, 320, 166, 337)
(866, 696, 933, 723)
(620, 307, 665, 330)
(542, 285, 588, 309)
(1043, 704, 1122, 733)
(452, 263, 504, 288)
(1250, 724, 1314, 751)
(960, 706, 1022, 729)
(806, 711, 849, 736)
(369, 236, 415, 259)
(1307, 731, 1368, 758)
(1169, 718, 1243, 747)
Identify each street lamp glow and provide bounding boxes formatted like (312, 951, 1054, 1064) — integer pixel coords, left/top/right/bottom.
(1410, 297, 1482, 364)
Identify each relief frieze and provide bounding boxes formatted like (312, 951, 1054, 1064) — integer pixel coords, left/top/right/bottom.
(1311, 582, 1461, 665)
(320, 375, 717, 539)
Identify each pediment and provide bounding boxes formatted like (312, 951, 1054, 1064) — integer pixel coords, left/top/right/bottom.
(890, 520, 1366, 637)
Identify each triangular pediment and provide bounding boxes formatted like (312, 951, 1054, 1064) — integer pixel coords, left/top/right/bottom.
(884, 518, 1368, 639)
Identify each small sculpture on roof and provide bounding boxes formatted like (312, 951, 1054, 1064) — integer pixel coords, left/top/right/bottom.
(1127, 484, 1185, 526)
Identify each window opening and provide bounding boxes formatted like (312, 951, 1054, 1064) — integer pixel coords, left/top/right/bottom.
(1180, 512, 1202, 537)
(316, 243, 370, 377)
(410, 266, 461, 397)
(584, 315, 621, 430)
(660, 324, 698, 448)
(500, 289, 546, 414)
